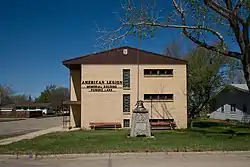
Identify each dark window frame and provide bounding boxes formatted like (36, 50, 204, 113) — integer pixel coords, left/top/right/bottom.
(144, 69, 173, 76)
(123, 119, 130, 128)
(22, 107, 28, 110)
(123, 69, 130, 88)
(243, 104, 247, 113)
(123, 94, 130, 113)
(144, 94, 174, 101)
(221, 105, 224, 112)
(230, 104, 236, 112)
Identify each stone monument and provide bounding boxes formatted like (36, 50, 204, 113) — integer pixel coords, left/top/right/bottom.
(130, 100, 152, 137)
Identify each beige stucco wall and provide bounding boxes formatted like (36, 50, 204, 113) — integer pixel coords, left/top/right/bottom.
(71, 64, 187, 129)
(69, 70, 81, 127)
(70, 105, 81, 127)
(70, 70, 81, 101)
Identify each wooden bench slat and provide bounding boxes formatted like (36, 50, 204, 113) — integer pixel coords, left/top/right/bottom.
(89, 122, 121, 126)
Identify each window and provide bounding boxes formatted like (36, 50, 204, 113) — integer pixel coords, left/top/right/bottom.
(243, 104, 247, 113)
(123, 94, 130, 113)
(123, 119, 130, 128)
(123, 69, 130, 88)
(221, 105, 224, 112)
(23, 107, 28, 110)
(144, 94, 174, 101)
(144, 69, 173, 76)
(230, 104, 236, 112)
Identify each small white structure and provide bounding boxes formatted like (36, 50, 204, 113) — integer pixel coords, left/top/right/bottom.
(210, 84, 250, 123)
(0, 103, 52, 115)
(0, 104, 15, 112)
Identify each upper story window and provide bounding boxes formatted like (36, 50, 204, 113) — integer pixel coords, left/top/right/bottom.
(144, 94, 174, 101)
(144, 69, 173, 76)
(123, 69, 130, 88)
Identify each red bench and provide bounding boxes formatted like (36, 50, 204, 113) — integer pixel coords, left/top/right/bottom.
(89, 122, 122, 129)
(151, 122, 176, 130)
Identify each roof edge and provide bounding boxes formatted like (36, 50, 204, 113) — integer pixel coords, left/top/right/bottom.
(211, 84, 249, 100)
(62, 46, 129, 64)
(62, 46, 188, 65)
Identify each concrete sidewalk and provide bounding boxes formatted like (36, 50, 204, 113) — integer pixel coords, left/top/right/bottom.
(1, 151, 250, 167)
(1, 151, 250, 160)
(0, 126, 67, 145)
(0, 117, 62, 136)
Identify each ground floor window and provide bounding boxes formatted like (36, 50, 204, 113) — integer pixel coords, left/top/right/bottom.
(230, 104, 236, 112)
(221, 105, 224, 112)
(243, 104, 247, 113)
(123, 119, 130, 128)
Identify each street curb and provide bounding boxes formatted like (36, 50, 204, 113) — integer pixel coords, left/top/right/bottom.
(1, 151, 250, 160)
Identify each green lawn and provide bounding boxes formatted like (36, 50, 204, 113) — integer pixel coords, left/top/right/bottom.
(1, 120, 250, 154)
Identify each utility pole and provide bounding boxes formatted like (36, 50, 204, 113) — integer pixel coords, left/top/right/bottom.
(136, 26, 140, 102)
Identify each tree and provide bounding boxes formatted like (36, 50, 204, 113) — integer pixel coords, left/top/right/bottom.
(0, 85, 35, 106)
(0, 85, 13, 106)
(9, 94, 31, 104)
(164, 39, 191, 58)
(186, 47, 234, 119)
(234, 69, 247, 84)
(35, 84, 69, 111)
(165, 40, 238, 120)
(97, 0, 250, 90)
(35, 84, 57, 103)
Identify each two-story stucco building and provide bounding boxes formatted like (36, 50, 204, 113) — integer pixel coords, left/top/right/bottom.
(62, 46, 188, 129)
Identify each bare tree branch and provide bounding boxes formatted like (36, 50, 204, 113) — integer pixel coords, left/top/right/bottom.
(224, 0, 233, 10)
(205, 0, 245, 24)
(247, 14, 250, 25)
(123, 21, 225, 41)
(172, 0, 243, 59)
(233, 0, 243, 14)
(95, 0, 244, 59)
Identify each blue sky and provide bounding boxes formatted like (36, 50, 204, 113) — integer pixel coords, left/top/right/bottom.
(0, 0, 238, 98)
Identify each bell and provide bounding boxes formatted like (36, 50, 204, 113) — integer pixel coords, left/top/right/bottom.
(134, 100, 147, 113)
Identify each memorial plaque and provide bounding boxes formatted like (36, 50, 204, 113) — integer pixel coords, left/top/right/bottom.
(135, 122, 146, 131)
(130, 100, 152, 137)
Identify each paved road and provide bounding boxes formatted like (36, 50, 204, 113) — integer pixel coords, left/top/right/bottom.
(0, 117, 62, 136)
(1, 152, 250, 167)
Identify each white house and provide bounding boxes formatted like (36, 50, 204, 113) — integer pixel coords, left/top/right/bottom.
(210, 84, 250, 123)
(0, 103, 52, 115)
